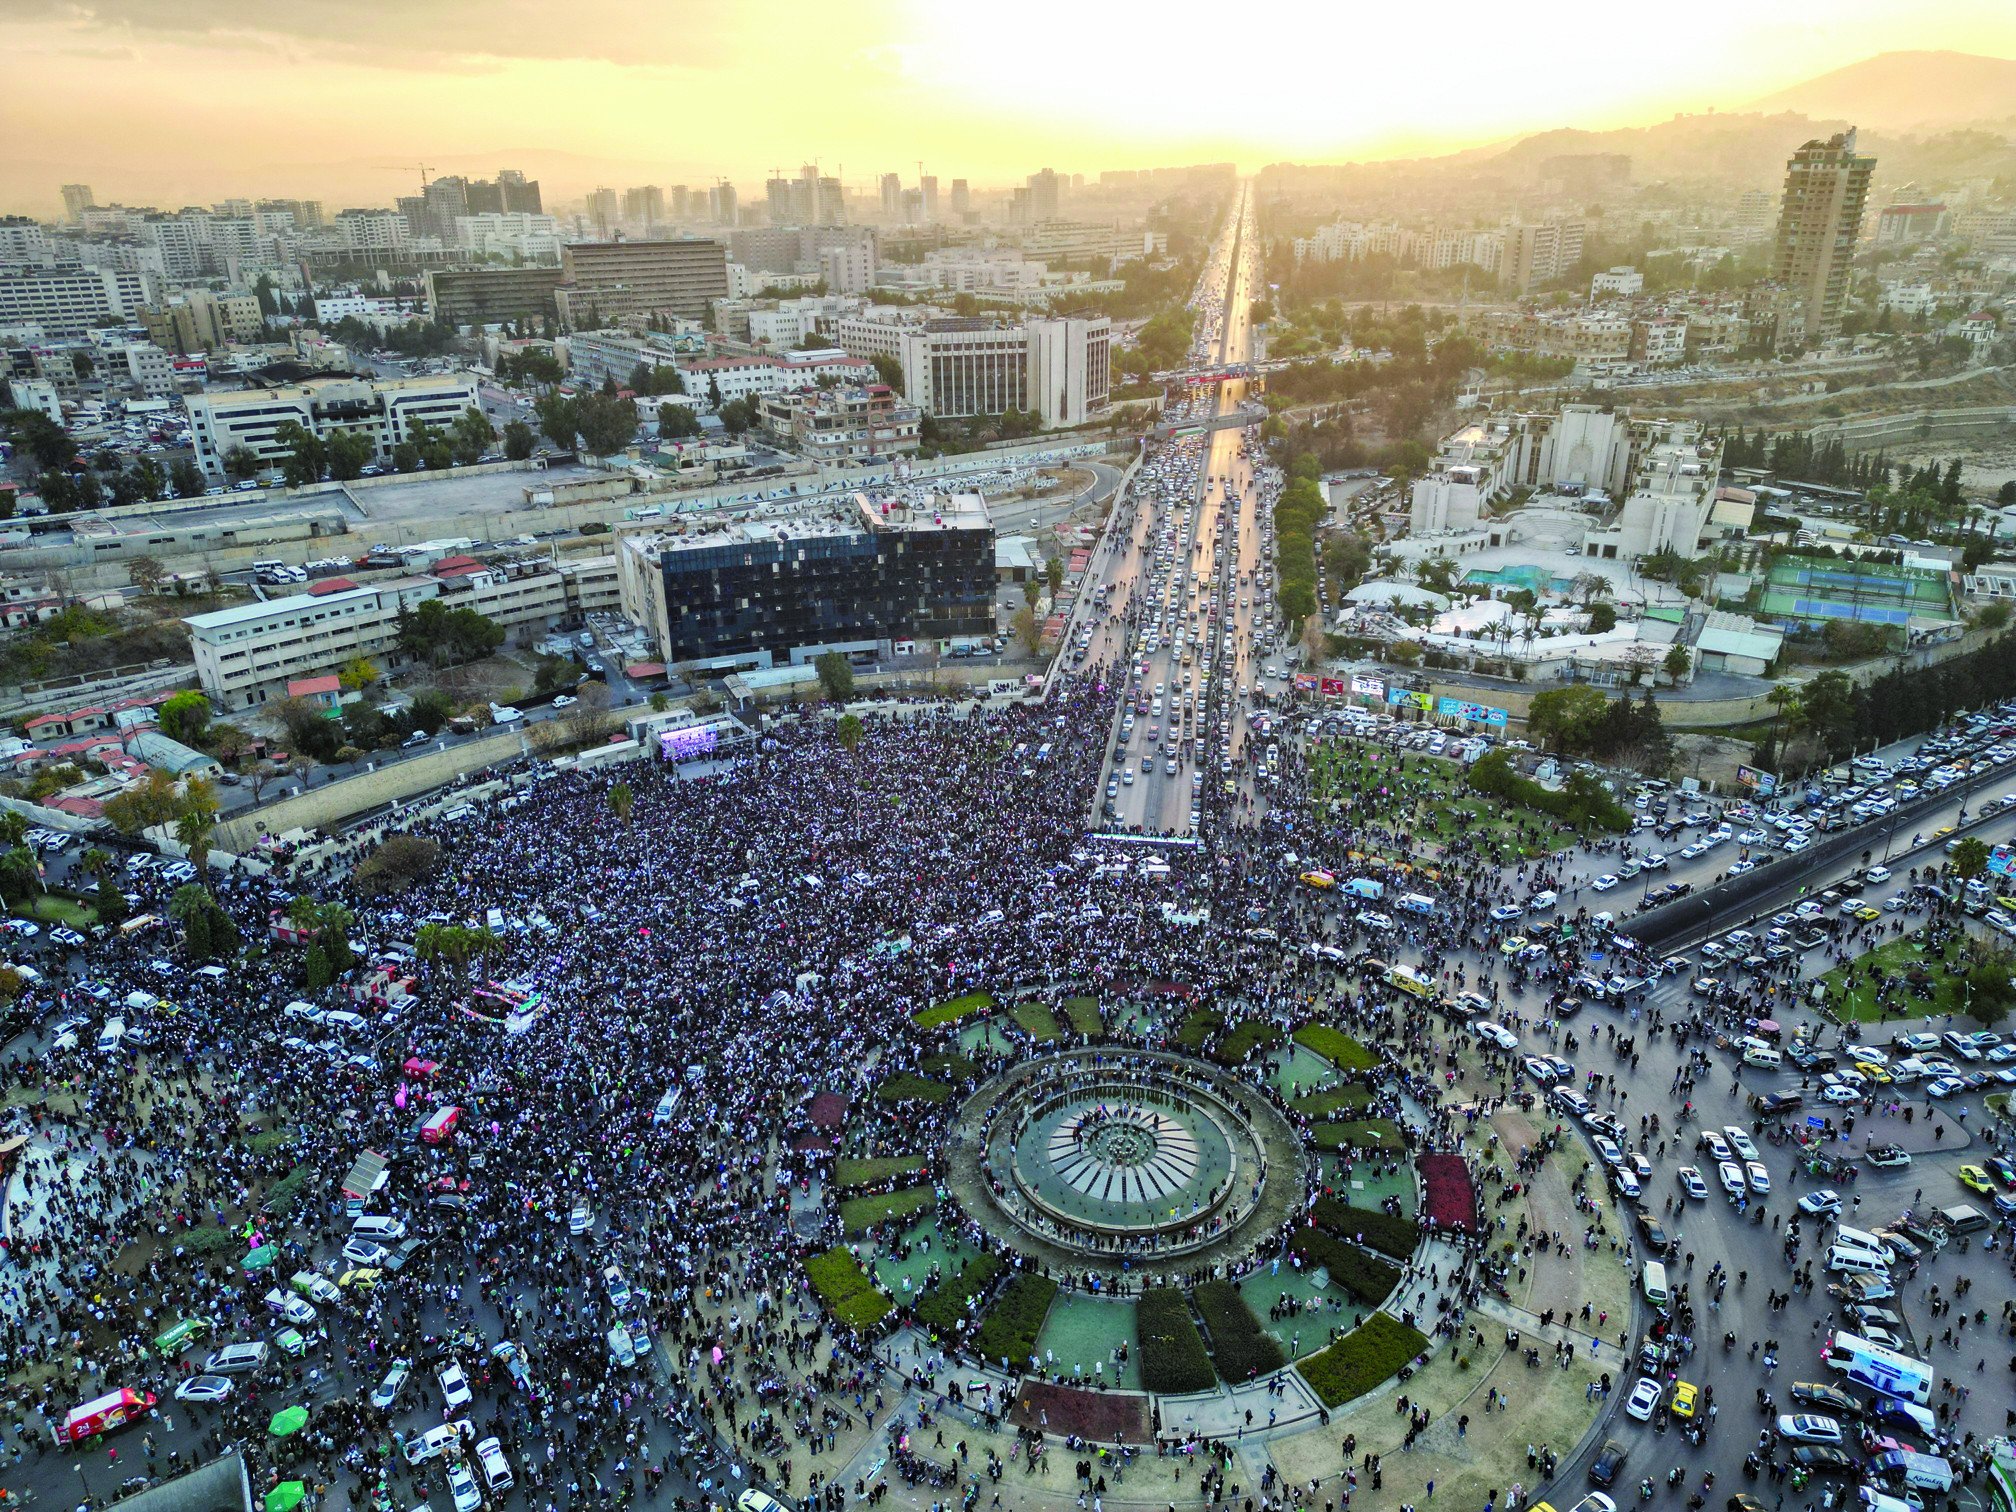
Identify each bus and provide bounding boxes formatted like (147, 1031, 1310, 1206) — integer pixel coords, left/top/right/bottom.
(1386, 963, 1435, 999)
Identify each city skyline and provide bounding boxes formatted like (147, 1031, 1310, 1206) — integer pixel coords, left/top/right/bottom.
(5, 0, 2016, 214)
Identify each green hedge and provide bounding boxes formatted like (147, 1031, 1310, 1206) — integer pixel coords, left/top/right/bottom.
(1138, 1286, 1215, 1394)
(1194, 1279, 1285, 1382)
(838, 1185, 934, 1233)
(876, 1072, 953, 1104)
(1212, 1019, 1283, 1065)
(1063, 997, 1102, 1036)
(1312, 1119, 1405, 1151)
(915, 1253, 1004, 1335)
(1291, 1086, 1375, 1120)
(806, 1246, 892, 1330)
(1293, 1024, 1377, 1072)
(919, 1051, 977, 1083)
(1467, 750, 1629, 834)
(972, 1274, 1057, 1367)
(1311, 1196, 1419, 1260)
(914, 991, 996, 1030)
(1297, 1311, 1427, 1407)
(1288, 1227, 1403, 1307)
(1010, 1002, 1061, 1042)
(831, 1156, 927, 1192)
(1175, 1008, 1225, 1050)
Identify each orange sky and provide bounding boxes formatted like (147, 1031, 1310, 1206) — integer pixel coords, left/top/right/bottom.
(5, 0, 2015, 214)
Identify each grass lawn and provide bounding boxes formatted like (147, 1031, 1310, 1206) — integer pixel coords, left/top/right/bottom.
(876, 1072, 953, 1104)
(1011, 1001, 1062, 1042)
(1308, 742, 1580, 862)
(1175, 1008, 1225, 1050)
(15, 893, 97, 928)
(1293, 1024, 1376, 1072)
(839, 1184, 935, 1233)
(832, 1155, 927, 1191)
(914, 991, 996, 1030)
(1062, 997, 1102, 1036)
(1820, 934, 1973, 1022)
(1311, 1118, 1405, 1152)
(1292, 1086, 1376, 1121)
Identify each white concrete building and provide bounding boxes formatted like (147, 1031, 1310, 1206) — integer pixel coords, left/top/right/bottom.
(1591, 267, 1644, 298)
(184, 372, 481, 478)
(677, 349, 875, 406)
(0, 267, 158, 337)
(6, 378, 63, 423)
(818, 242, 874, 295)
(334, 209, 412, 252)
(118, 342, 178, 397)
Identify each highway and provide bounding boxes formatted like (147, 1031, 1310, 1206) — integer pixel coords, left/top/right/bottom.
(1084, 183, 1273, 839)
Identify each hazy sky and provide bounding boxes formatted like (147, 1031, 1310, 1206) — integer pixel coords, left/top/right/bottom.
(6, 0, 2015, 213)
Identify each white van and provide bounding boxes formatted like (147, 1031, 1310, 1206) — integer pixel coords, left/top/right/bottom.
(205, 1341, 270, 1375)
(1529, 890, 1558, 912)
(1824, 1330, 1931, 1405)
(1833, 1226, 1896, 1264)
(350, 1215, 408, 1243)
(97, 1018, 128, 1053)
(1741, 1044, 1783, 1069)
(1825, 1244, 1889, 1276)
(1640, 1260, 1670, 1309)
(1394, 893, 1437, 916)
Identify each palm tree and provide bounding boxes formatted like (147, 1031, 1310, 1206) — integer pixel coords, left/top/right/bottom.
(1765, 683, 1802, 757)
(608, 782, 635, 823)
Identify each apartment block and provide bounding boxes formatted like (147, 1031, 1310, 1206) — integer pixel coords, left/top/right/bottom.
(184, 372, 481, 478)
(756, 384, 921, 461)
(1771, 129, 1875, 348)
(555, 239, 729, 329)
(422, 266, 564, 328)
(674, 350, 875, 406)
(0, 267, 158, 336)
(852, 314, 1110, 425)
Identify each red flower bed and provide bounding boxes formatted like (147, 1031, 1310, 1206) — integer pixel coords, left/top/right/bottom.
(1417, 1153, 1477, 1233)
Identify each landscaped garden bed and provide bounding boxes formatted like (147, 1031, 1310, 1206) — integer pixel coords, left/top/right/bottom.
(1417, 1153, 1477, 1232)
(1288, 1227, 1403, 1307)
(1193, 1278, 1285, 1382)
(914, 1253, 1004, 1336)
(831, 1155, 927, 1192)
(1312, 1118, 1405, 1151)
(1062, 997, 1102, 1036)
(1138, 1285, 1215, 1393)
(1211, 1018, 1284, 1065)
(1010, 1001, 1062, 1042)
(1297, 1311, 1427, 1407)
(972, 1273, 1058, 1367)
(1311, 1195, 1419, 1259)
(875, 1072, 953, 1104)
(838, 1184, 934, 1233)
(1292, 1024, 1377, 1072)
(914, 991, 996, 1030)
(806, 1246, 892, 1330)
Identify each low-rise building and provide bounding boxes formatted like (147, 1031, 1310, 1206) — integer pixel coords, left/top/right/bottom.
(676, 349, 874, 407)
(756, 383, 921, 460)
(184, 372, 481, 478)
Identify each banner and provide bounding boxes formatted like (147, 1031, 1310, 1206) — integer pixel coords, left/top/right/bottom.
(1990, 844, 2013, 878)
(1320, 677, 1347, 697)
(1736, 765, 1778, 796)
(1349, 674, 1386, 698)
(1385, 688, 1434, 711)
(1435, 696, 1510, 727)
(1293, 673, 1319, 692)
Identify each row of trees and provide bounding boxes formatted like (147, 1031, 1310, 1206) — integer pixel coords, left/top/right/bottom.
(1759, 634, 2016, 776)
(1526, 686, 1675, 771)
(1273, 457, 1324, 628)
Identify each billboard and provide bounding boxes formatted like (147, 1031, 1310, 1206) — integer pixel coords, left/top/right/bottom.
(1436, 696, 1509, 727)
(1735, 765, 1778, 796)
(1320, 677, 1347, 698)
(1350, 674, 1386, 698)
(1293, 673, 1319, 692)
(1990, 844, 2013, 878)
(1385, 688, 1434, 712)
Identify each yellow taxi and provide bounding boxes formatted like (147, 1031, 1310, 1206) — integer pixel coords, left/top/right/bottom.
(1853, 906, 1882, 921)
(338, 1267, 384, 1290)
(1958, 1166, 1996, 1196)
(1854, 1061, 1894, 1085)
(1670, 1380, 1699, 1418)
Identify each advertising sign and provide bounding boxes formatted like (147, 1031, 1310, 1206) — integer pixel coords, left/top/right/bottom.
(1320, 677, 1347, 697)
(1736, 765, 1779, 796)
(1990, 844, 2013, 878)
(1293, 673, 1319, 692)
(1435, 696, 1510, 727)
(1385, 688, 1434, 712)
(1349, 674, 1386, 698)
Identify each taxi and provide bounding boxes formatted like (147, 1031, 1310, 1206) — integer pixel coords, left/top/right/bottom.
(1853, 1061, 1894, 1085)
(1958, 1165, 1996, 1195)
(1670, 1380, 1700, 1418)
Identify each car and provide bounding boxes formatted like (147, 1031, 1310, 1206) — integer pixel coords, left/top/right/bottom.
(1821, 1082, 1862, 1105)
(552, 695, 577, 708)
(1499, 935, 1528, 956)
(342, 1239, 393, 1268)
(1701, 1131, 1732, 1162)
(447, 1461, 483, 1512)
(1789, 1382, 1860, 1416)
(1638, 1215, 1677, 1255)
(1524, 1056, 1567, 1084)
(371, 1358, 411, 1410)
(174, 1375, 234, 1403)
(438, 1361, 473, 1411)
(1592, 874, 1619, 892)
(1799, 1190, 1843, 1217)
(1777, 1414, 1845, 1445)
(1865, 1145, 1911, 1169)
(1476, 1021, 1519, 1052)
(262, 1288, 317, 1325)
(1724, 1126, 1759, 1160)
(339, 1266, 384, 1289)
(1787, 1447, 1858, 1478)
(1718, 1161, 1747, 1197)
(1926, 1076, 1966, 1099)
(1745, 1160, 1772, 1194)
(1671, 1381, 1699, 1419)
(1588, 1439, 1627, 1487)
(1958, 1166, 1996, 1195)
(1677, 1166, 1709, 1200)
(1490, 904, 1524, 923)
(491, 1339, 536, 1395)
(1625, 1377, 1662, 1421)
(289, 1271, 341, 1306)
(1988, 1155, 2016, 1187)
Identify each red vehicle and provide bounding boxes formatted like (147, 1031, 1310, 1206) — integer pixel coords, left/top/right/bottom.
(418, 1105, 462, 1145)
(53, 1388, 156, 1448)
(402, 1057, 441, 1079)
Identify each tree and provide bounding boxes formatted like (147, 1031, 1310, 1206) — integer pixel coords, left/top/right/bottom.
(221, 446, 259, 482)
(158, 690, 212, 746)
(834, 713, 864, 753)
(1663, 644, 1692, 683)
(127, 554, 168, 594)
(0, 845, 40, 904)
(1586, 601, 1617, 634)
(608, 781, 635, 823)
(449, 407, 495, 466)
(396, 598, 506, 667)
(813, 651, 855, 703)
(501, 420, 537, 460)
(173, 777, 221, 874)
(4, 410, 75, 469)
(1044, 556, 1064, 598)
(102, 768, 184, 835)
(657, 403, 702, 440)
(324, 427, 375, 481)
(869, 353, 905, 390)
(717, 398, 758, 435)
(287, 895, 355, 981)
(169, 882, 240, 960)
(1527, 684, 1611, 753)
(272, 420, 325, 487)
(574, 392, 638, 456)
(1012, 603, 1042, 656)
(132, 457, 167, 503)
(169, 458, 205, 499)
(1950, 836, 1991, 883)
(351, 834, 441, 896)
(1963, 945, 2016, 1026)
(564, 681, 613, 743)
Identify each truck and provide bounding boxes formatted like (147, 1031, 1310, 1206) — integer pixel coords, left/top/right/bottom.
(52, 1388, 156, 1447)
(1343, 878, 1385, 900)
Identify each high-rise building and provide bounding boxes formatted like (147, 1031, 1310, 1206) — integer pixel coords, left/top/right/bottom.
(919, 176, 939, 220)
(497, 169, 543, 214)
(880, 173, 903, 221)
(61, 184, 94, 223)
(555, 238, 729, 328)
(1771, 128, 1875, 349)
(805, 169, 845, 227)
(1027, 169, 1061, 220)
(586, 188, 619, 235)
(950, 180, 970, 217)
(623, 186, 666, 227)
(669, 185, 690, 222)
(766, 177, 796, 225)
(422, 176, 472, 240)
(1500, 220, 1587, 294)
(710, 183, 739, 226)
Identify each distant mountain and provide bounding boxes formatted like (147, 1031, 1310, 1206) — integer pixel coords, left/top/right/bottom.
(1745, 50, 2016, 132)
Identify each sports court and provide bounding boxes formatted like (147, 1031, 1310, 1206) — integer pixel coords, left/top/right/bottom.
(1759, 555, 1953, 627)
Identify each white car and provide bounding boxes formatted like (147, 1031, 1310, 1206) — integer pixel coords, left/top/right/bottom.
(371, 1358, 411, 1410)
(1820, 1082, 1862, 1105)
(174, 1375, 234, 1404)
(1776, 1414, 1845, 1445)
(1718, 1161, 1747, 1197)
(1745, 1161, 1772, 1194)
(447, 1462, 483, 1512)
(1677, 1166, 1709, 1200)
(1625, 1377, 1662, 1421)
(1701, 1131, 1731, 1162)
(1724, 1126, 1759, 1161)
(342, 1238, 393, 1267)
(1798, 1189, 1842, 1217)
(438, 1361, 473, 1411)
(1591, 874, 1619, 892)
(1476, 1021, 1519, 1052)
